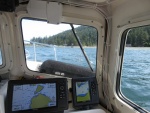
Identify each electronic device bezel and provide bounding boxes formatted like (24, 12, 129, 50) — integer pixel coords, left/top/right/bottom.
(6, 78, 68, 113)
(72, 77, 99, 108)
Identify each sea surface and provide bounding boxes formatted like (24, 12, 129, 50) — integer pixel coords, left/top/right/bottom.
(121, 47, 150, 111)
(25, 46, 97, 70)
(0, 47, 150, 111)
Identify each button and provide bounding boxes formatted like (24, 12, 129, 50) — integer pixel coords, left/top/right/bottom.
(60, 82, 65, 85)
(60, 86, 64, 90)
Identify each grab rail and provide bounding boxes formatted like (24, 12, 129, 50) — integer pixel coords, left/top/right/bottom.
(24, 40, 57, 62)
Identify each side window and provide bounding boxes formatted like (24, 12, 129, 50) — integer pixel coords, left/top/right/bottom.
(121, 26, 150, 112)
(0, 48, 2, 65)
(21, 18, 97, 76)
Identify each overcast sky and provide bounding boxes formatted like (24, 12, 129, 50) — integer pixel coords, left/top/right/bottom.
(22, 19, 79, 41)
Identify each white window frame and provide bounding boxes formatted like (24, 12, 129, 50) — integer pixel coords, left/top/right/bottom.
(116, 20, 150, 113)
(15, 11, 104, 77)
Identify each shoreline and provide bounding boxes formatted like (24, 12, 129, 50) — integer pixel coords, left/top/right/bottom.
(126, 47, 150, 49)
(25, 44, 96, 48)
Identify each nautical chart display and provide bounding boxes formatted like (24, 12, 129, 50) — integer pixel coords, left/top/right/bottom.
(12, 83, 56, 111)
(76, 81, 90, 102)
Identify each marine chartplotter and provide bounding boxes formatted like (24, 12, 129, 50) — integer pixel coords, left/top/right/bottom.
(72, 77, 99, 109)
(6, 78, 68, 113)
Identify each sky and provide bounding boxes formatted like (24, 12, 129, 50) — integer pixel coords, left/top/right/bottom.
(22, 19, 79, 41)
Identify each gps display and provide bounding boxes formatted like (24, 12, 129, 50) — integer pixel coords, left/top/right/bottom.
(12, 83, 56, 111)
(76, 81, 90, 102)
(72, 77, 99, 109)
(6, 78, 68, 113)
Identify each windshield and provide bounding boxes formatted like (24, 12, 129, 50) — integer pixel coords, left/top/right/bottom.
(21, 18, 98, 77)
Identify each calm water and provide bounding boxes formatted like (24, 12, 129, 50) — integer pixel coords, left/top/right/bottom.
(0, 47, 150, 111)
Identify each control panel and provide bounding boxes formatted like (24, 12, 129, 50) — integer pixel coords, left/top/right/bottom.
(90, 79, 99, 103)
(57, 80, 68, 109)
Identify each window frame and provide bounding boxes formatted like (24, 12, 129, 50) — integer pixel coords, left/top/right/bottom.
(116, 28, 149, 113)
(21, 17, 98, 72)
(0, 38, 4, 67)
(0, 13, 13, 73)
(0, 45, 4, 66)
(0, 24, 5, 69)
(19, 16, 103, 77)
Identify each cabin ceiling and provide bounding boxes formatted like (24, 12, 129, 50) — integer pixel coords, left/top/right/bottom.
(0, 0, 127, 12)
(82, 0, 107, 3)
(0, 0, 129, 18)
(18, 0, 126, 6)
(19, 0, 110, 3)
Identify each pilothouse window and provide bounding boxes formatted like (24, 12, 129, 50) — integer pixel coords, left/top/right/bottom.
(21, 18, 97, 77)
(120, 26, 150, 112)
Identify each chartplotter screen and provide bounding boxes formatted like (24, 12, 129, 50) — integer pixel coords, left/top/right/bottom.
(12, 83, 56, 111)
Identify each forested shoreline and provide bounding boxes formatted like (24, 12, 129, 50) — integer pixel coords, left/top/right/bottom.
(30, 25, 150, 47)
(30, 26, 97, 46)
(126, 26, 150, 47)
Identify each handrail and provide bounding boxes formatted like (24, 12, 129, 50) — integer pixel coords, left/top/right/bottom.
(24, 40, 56, 47)
(24, 40, 57, 61)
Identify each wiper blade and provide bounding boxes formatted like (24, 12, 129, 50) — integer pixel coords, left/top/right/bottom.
(70, 24, 93, 72)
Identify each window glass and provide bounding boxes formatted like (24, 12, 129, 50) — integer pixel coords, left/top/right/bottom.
(0, 48, 2, 65)
(121, 26, 150, 111)
(74, 25, 97, 69)
(21, 19, 97, 77)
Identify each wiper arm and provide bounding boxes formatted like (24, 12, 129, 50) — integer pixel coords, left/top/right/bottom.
(70, 24, 93, 72)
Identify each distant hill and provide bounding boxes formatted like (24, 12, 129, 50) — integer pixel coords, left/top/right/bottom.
(30, 26, 97, 46)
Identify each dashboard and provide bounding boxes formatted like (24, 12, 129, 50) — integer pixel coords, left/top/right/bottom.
(0, 77, 105, 113)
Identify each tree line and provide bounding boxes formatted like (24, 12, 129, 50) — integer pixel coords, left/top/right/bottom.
(30, 26, 97, 46)
(127, 26, 150, 47)
(31, 25, 150, 47)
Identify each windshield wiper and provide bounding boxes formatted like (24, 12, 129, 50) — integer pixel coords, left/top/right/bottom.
(70, 24, 93, 72)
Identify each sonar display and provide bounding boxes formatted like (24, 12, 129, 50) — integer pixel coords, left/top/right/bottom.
(76, 81, 90, 102)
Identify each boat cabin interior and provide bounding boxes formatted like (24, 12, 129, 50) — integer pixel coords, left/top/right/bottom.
(0, 0, 150, 113)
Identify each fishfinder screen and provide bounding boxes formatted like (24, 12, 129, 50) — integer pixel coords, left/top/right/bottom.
(12, 83, 56, 111)
(76, 81, 90, 102)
